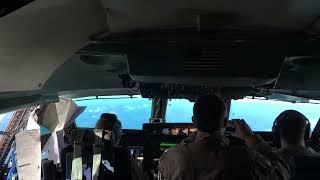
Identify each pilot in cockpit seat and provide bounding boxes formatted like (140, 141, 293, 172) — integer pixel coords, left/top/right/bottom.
(273, 110, 319, 162)
(94, 113, 129, 180)
(273, 110, 320, 178)
(96, 113, 146, 180)
(159, 94, 290, 180)
(65, 113, 145, 180)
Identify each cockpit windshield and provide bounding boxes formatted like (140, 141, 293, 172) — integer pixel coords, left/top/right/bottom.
(75, 96, 196, 130)
(74, 95, 151, 129)
(166, 99, 194, 123)
(74, 96, 320, 131)
(230, 98, 320, 131)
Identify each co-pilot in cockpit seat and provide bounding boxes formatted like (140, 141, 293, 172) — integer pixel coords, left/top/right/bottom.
(61, 113, 131, 180)
(272, 110, 320, 180)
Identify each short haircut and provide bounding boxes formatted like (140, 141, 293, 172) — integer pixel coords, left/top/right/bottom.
(193, 94, 226, 133)
(276, 110, 308, 145)
(96, 113, 117, 130)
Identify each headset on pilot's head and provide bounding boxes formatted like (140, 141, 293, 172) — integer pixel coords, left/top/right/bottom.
(272, 110, 311, 148)
(97, 113, 123, 147)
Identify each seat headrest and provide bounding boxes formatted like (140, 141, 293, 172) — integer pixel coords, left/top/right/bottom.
(294, 155, 320, 168)
(69, 129, 95, 146)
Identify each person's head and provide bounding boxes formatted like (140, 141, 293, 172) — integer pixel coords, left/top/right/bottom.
(273, 110, 310, 147)
(96, 113, 123, 146)
(192, 94, 227, 133)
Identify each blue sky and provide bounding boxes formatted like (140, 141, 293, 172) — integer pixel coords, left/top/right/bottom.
(74, 97, 194, 129)
(166, 99, 194, 123)
(75, 96, 151, 129)
(0, 111, 14, 131)
(74, 96, 320, 131)
(230, 99, 320, 131)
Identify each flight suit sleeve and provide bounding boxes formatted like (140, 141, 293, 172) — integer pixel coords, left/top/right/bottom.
(131, 159, 148, 180)
(251, 135, 290, 180)
(158, 147, 191, 180)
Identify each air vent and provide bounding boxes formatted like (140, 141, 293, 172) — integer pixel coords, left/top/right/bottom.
(184, 47, 223, 72)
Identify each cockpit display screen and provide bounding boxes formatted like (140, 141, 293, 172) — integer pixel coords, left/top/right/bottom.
(160, 142, 177, 151)
(143, 123, 196, 136)
(161, 127, 196, 136)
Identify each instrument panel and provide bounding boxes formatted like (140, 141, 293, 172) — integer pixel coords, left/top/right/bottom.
(121, 123, 275, 179)
(143, 123, 196, 136)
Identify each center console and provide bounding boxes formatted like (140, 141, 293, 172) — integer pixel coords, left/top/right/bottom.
(142, 123, 196, 178)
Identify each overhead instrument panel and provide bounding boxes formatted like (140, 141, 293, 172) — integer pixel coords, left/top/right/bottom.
(127, 30, 289, 87)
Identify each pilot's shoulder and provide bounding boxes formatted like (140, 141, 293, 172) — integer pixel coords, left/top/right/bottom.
(163, 144, 188, 155)
(160, 134, 196, 164)
(161, 144, 191, 161)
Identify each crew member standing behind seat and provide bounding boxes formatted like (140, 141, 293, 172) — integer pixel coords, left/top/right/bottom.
(159, 94, 290, 180)
(273, 110, 319, 164)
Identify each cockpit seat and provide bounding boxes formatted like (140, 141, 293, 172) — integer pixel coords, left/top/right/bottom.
(292, 155, 320, 180)
(42, 159, 56, 180)
(61, 128, 131, 180)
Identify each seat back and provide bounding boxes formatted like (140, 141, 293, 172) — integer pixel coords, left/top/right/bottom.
(293, 155, 320, 180)
(61, 128, 132, 180)
(42, 160, 56, 180)
(65, 152, 73, 180)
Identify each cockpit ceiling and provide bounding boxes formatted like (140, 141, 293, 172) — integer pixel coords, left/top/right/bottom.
(2, 0, 320, 32)
(0, 0, 320, 93)
(103, 0, 320, 32)
(0, 0, 108, 92)
(1, 0, 320, 103)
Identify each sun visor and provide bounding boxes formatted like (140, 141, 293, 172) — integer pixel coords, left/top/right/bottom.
(15, 129, 41, 180)
(127, 37, 285, 87)
(0, 0, 108, 92)
(36, 98, 85, 132)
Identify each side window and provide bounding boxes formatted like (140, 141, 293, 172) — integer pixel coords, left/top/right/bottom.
(230, 99, 320, 131)
(0, 111, 15, 131)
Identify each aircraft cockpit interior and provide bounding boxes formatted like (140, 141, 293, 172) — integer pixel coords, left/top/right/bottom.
(2, 0, 320, 179)
(53, 95, 320, 180)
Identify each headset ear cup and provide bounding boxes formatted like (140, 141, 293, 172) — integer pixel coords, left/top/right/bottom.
(272, 123, 281, 148)
(272, 115, 282, 148)
(305, 120, 311, 143)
